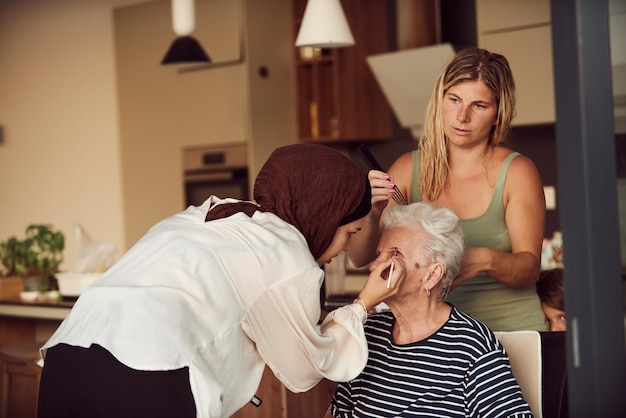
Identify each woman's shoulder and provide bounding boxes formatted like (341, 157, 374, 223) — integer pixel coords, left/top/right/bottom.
(445, 307, 502, 352)
(492, 147, 543, 194)
(366, 310, 394, 325)
(364, 311, 394, 333)
(388, 151, 416, 187)
(390, 150, 415, 170)
(492, 147, 538, 172)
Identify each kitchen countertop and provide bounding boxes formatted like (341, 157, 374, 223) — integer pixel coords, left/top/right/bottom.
(0, 297, 74, 320)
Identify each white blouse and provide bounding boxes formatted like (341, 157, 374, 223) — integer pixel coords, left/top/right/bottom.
(40, 196, 368, 418)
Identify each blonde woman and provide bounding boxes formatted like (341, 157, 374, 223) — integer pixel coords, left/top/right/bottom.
(350, 48, 546, 331)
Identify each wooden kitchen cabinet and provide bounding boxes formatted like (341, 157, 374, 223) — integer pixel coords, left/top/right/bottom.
(476, 0, 555, 126)
(292, 0, 393, 143)
(0, 299, 71, 418)
(231, 367, 337, 418)
(286, 378, 337, 417)
(230, 368, 285, 418)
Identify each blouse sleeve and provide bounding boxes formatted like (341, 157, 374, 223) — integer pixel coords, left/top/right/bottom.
(240, 269, 368, 393)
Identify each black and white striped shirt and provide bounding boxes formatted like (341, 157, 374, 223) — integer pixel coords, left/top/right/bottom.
(330, 307, 534, 417)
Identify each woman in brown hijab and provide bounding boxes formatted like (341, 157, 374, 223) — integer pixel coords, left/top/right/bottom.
(37, 144, 404, 418)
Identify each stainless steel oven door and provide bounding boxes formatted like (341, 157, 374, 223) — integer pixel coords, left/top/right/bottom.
(183, 143, 250, 207)
(184, 169, 249, 206)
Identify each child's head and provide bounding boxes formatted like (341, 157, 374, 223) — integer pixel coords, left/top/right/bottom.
(536, 268, 566, 331)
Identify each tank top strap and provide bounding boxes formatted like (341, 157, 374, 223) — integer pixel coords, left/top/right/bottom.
(495, 151, 521, 191)
(411, 150, 421, 203)
(478, 150, 520, 223)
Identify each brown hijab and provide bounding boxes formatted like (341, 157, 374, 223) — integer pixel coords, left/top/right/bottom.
(205, 144, 370, 260)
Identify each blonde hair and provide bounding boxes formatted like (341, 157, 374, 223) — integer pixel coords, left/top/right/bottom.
(419, 48, 516, 202)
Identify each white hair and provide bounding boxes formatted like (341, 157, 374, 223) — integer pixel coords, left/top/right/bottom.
(382, 202, 465, 298)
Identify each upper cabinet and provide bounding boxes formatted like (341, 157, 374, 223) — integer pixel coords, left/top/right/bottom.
(292, 0, 393, 142)
(476, 0, 555, 126)
(477, 0, 550, 32)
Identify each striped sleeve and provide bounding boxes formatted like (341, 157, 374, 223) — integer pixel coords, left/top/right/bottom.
(465, 350, 534, 418)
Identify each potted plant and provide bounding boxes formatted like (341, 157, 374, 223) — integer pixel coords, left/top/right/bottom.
(0, 224, 65, 296)
(0, 236, 31, 297)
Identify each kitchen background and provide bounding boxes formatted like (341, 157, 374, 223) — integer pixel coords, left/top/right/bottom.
(0, 0, 624, 272)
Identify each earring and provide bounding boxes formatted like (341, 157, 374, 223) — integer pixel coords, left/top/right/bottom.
(426, 288, 431, 297)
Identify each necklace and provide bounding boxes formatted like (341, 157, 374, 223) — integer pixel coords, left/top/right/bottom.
(444, 145, 496, 193)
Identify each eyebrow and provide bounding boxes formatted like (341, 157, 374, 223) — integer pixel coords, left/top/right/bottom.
(446, 92, 493, 105)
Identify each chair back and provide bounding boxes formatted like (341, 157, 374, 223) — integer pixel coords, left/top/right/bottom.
(494, 330, 543, 418)
(540, 331, 569, 418)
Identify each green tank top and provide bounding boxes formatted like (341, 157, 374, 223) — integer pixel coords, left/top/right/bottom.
(411, 150, 546, 331)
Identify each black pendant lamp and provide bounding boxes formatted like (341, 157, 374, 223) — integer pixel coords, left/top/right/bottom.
(161, 0, 211, 66)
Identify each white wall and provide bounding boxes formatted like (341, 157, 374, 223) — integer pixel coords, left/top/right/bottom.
(114, 0, 249, 246)
(0, 0, 151, 271)
(0, 0, 297, 271)
(114, 0, 296, 246)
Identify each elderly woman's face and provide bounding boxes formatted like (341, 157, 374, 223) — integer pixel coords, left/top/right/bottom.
(374, 225, 432, 296)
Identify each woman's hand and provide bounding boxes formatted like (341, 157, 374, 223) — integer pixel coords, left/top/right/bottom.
(452, 246, 541, 291)
(368, 169, 395, 210)
(357, 255, 404, 312)
(454, 247, 490, 287)
(349, 152, 412, 269)
(348, 169, 397, 269)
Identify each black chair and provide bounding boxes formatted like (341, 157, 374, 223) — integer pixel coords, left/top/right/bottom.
(540, 331, 569, 418)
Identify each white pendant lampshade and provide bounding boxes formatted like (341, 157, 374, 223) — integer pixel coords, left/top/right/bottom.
(161, 0, 211, 65)
(171, 0, 195, 36)
(295, 0, 355, 48)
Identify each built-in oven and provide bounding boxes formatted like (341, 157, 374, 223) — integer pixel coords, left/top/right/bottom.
(182, 142, 250, 207)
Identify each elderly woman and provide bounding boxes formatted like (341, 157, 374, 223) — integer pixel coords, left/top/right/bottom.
(327, 202, 533, 417)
